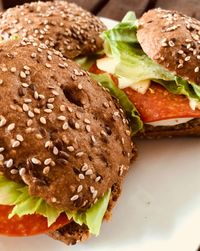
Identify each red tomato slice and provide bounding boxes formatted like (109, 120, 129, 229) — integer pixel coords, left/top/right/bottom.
(90, 63, 200, 123)
(0, 205, 70, 236)
(124, 83, 200, 123)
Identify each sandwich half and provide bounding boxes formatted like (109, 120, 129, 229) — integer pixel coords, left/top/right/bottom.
(88, 8, 200, 138)
(0, 38, 135, 244)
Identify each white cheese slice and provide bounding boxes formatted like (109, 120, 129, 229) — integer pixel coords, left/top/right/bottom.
(96, 57, 151, 94)
(118, 77, 151, 94)
(96, 57, 118, 74)
(146, 118, 194, 127)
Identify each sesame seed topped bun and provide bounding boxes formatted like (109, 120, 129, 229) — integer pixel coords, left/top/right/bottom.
(137, 8, 200, 85)
(0, 38, 134, 212)
(0, 1, 106, 59)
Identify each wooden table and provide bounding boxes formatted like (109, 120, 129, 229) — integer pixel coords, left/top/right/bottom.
(1, 0, 200, 20)
(1, 0, 200, 250)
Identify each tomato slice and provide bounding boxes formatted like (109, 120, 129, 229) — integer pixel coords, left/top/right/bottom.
(124, 83, 200, 123)
(0, 205, 70, 236)
(90, 63, 200, 123)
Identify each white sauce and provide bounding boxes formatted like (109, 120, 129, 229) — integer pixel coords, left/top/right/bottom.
(146, 118, 194, 127)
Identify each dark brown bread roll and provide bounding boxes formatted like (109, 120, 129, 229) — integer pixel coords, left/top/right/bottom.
(0, 1, 106, 59)
(137, 8, 200, 85)
(0, 38, 135, 214)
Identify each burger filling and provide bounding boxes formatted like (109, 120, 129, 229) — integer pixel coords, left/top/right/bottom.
(77, 12, 200, 133)
(0, 174, 111, 236)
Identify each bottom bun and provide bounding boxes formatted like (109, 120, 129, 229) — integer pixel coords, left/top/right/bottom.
(48, 182, 121, 245)
(139, 118, 200, 139)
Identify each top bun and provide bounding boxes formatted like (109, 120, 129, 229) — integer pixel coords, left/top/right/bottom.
(0, 1, 106, 59)
(0, 38, 134, 212)
(137, 8, 200, 85)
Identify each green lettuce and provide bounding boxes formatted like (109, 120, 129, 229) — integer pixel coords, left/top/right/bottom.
(0, 175, 110, 235)
(90, 73, 143, 135)
(101, 11, 200, 101)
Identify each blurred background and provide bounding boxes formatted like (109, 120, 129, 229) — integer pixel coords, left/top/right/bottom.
(0, 0, 200, 20)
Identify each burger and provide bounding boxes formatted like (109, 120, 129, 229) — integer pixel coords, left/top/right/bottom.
(0, 0, 106, 59)
(0, 38, 135, 244)
(89, 8, 200, 138)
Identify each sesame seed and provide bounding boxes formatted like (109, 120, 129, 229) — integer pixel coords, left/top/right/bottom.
(20, 71, 26, 78)
(57, 115, 66, 121)
(77, 185, 83, 193)
(44, 108, 52, 113)
(0, 79, 3, 85)
(103, 102, 109, 108)
(52, 90, 59, 96)
(19, 168, 26, 176)
(75, 122, 80, 129)
(34, 108, 40, 114)
(45, 140, 52, 148)
(92, 190, 98, 199)
(78, 84, 83, 90)
(11, 67, 17, 73)
(24, 65, 30, 71)
(60, 105, 65, 112)
(194, 67, 199, 73)
(5, 159, 13, 168)
(0, 154, 4, 161)
(2, 67, 7, 72)
(47, 103, 54, 109)
(78, 173, 85, 180)
(34, 91, 39, 100)
(31, 157, 41, 165)
(67, 106, 73, 113)
(27, 119, 33, 127)
(76, 152, 84, 157)
(85, 169, 93, 175)
(12, 140, 20, 148)
(51, 197, 57, 203)
(178, 50, 184, 54)
(0, 147, 4, 153)
(126, 130, 131, 136)
(31, 52, 37, 58)
(81, 163, 88, 171)
(44, 158, 52, 165)
(91, 135, 96, 144)
(43, 166, 50, 175)
(0, 115, 7, 127)
(86, 125, 91, 132)
(48, 97, 55, 103)
(53, 146, 59, 155)
(10, 169, 18, 175)
(40, 117, 46, 125)
(84, 119, 91, 124)
(168, 40, 175, 47)
(28, 111, 34, 118)
(22, 83, 29, 88)
(35, 134, 43, 140)
(24, 98, 32, 103)
(22, 103, 29, 112)
(95, 176, 101, 182)
(90, 186, 95, 193)
(67, 146, 74, 152)
(185, 56, 191, 61)
(62, 122, 69, 130)
(7, 123, 15, 131)
(70, 195, 79, 201)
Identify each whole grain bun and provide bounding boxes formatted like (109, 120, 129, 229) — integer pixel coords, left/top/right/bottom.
(0, 1, 106, 59)
(0, 38, 135, 212)
(48, 182, 121, 245)
(137, 8, 200, 85)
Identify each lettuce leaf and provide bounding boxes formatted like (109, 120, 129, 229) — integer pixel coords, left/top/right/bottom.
(0, 175, 110, 235)
(101, 11, 200, 102)
(67, 189, 111, 236)
(90, 73, 143, 135)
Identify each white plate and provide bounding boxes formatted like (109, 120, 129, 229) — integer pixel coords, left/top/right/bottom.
(1, 17, 200, 251)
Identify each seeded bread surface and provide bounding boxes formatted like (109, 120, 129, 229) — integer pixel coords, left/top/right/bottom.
(0, 38, 135, 212)
(0, 0, 106, 59)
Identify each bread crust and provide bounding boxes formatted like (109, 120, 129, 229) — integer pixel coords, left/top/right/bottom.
(137, 8, 200, 85)
(0, 1, 106, 59)
(0, 38, 135, 212)
(139, 118, 200, 138)
(48, 182, 122, 245)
